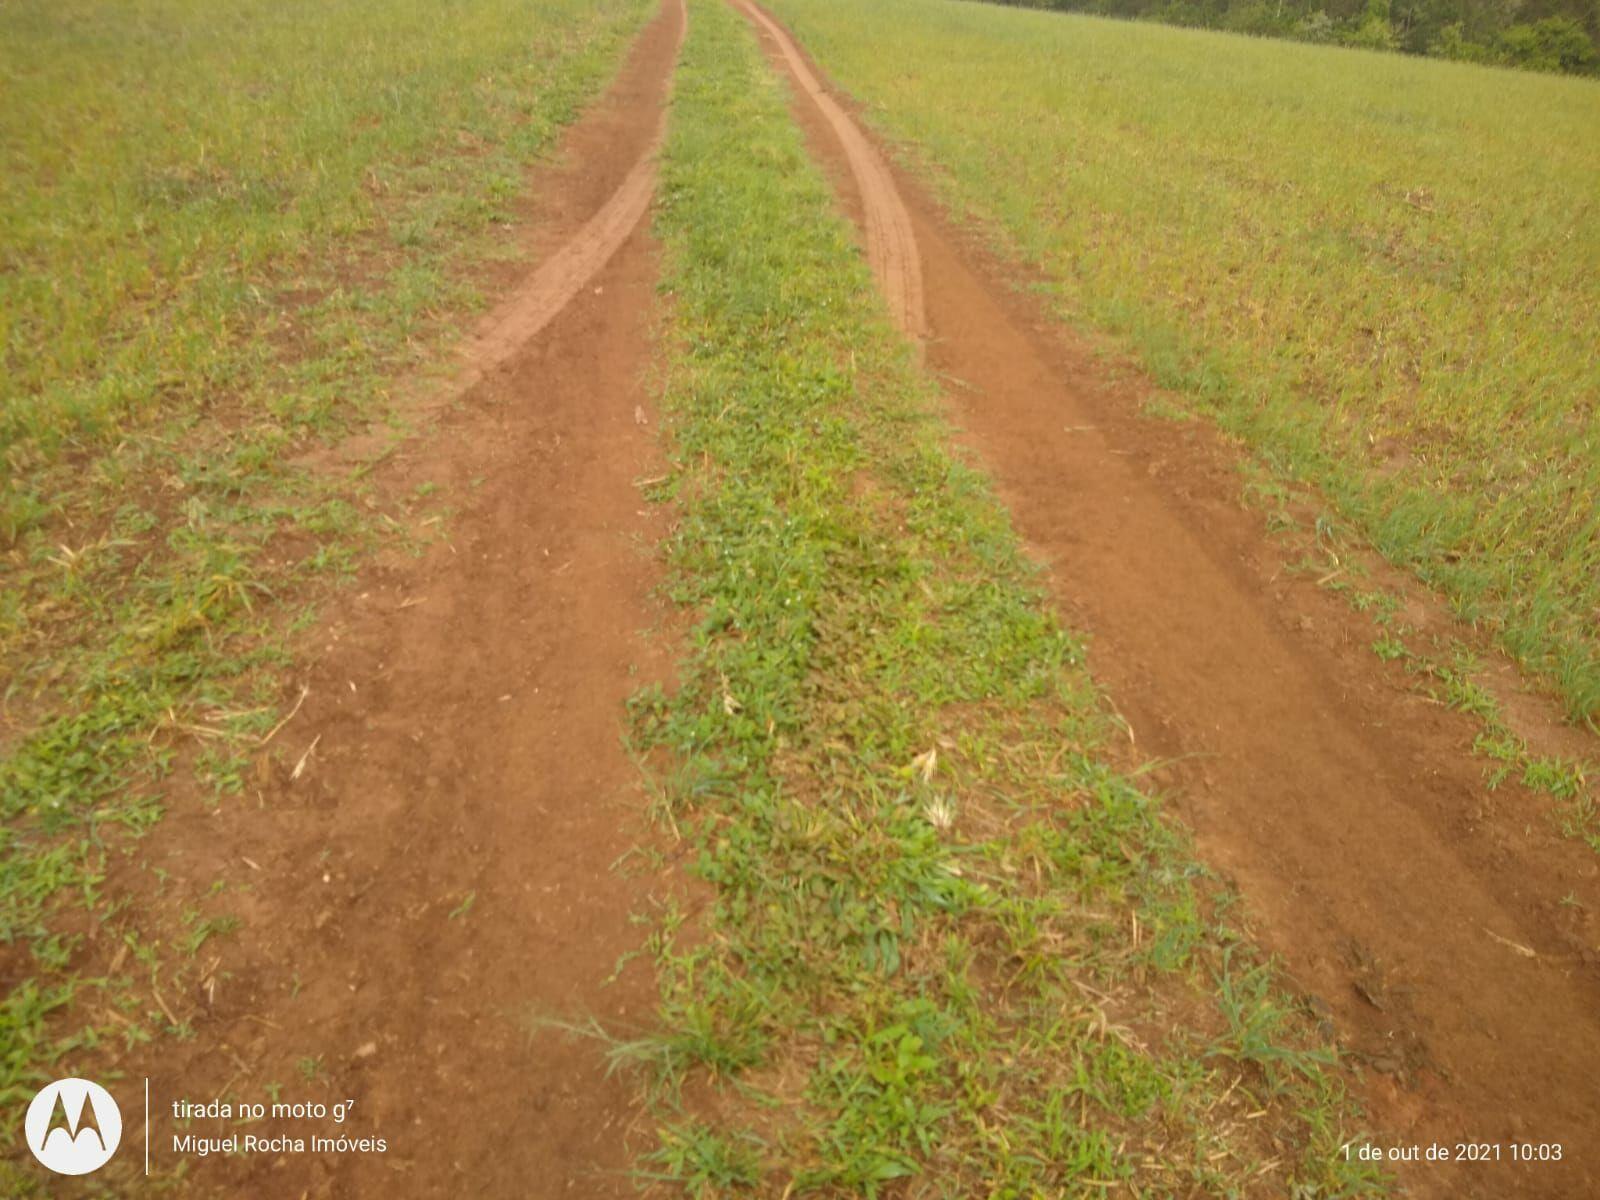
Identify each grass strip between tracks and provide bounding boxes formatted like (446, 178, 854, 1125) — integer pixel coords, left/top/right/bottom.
(623, 2, 1386, 1193)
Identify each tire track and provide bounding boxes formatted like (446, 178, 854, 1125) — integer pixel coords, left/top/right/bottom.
(735, 0, 925, 342)
(132, 1, 690, 1195)
(465, 0, 688, 377)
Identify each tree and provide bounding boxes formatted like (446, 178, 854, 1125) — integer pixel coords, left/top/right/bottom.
(1497, 14, 1600, 69)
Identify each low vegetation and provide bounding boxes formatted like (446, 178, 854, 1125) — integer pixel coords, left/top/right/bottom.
(771, 0, 1600, 729)
(622, 1, 1383, 1192)
(0, 0, 649, 1107)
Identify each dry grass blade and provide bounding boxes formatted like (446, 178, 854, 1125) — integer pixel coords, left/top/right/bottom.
(259, 684, 310, 746)
(291, 733, 322, 781)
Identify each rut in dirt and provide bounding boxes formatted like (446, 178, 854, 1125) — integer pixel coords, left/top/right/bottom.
(114, 1, 689, 1196)
(465, 35, 674, 377)
(735, 0, 923, 341)
(739, 4, 1600, 1197)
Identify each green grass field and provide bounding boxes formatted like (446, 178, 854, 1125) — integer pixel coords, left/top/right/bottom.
(0, 0, 648, 1107)
(619, 2, 1382, 1191)
(767, 0, 1600, 727)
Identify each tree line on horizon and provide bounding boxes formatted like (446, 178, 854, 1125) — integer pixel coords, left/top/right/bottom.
(992, 0, 1600, 74)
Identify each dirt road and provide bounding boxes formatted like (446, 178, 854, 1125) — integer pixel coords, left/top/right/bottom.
(111, 2, 687, 1195)
(741, 4, 1600, 1196)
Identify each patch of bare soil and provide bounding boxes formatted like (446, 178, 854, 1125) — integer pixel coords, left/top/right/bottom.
(745, 6, 1600, 1196)
(79, 1, 689, 1196)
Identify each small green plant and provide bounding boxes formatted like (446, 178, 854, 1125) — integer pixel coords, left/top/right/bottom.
(645, 1122, 765, 1192)
(180, 911, 243, 957)
(1372, 634, 1408, 661)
